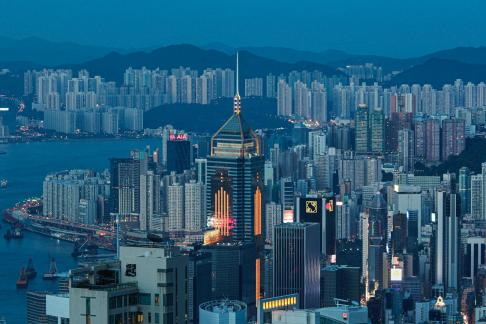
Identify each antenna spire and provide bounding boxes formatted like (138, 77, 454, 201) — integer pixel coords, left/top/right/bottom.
(233, 51, 241, 114)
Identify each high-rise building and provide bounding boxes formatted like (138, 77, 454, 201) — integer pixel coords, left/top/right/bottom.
(167, 182, 184, 231)
(201, 242, 256, 309)
(166, 135, 191, 174)
(370, 107, 385, 155)
(110, 154, 143, 217)
(425, 119, 441, 162)
(26, 291, 48, 324)
(398, 129, 414, 172)
(354, 104, 369, 154)
(296, 195, 336, 255)
(458, 167, 471, 215)
(206, 63, 264, 241)
(435, 190, 459, 292)
(265, 202, 282, 245)
(320, 265, 361, 307)
(471, 173, 483, 221)
(441, 119, 465, 161)
(119, 245, 189, 324)
(273, 222, 320, 308)
(139, 171, 161, 231)
(184, 180, 206, 231)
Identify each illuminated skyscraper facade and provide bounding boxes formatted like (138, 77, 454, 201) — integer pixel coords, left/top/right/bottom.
(205, 54, 264, 243)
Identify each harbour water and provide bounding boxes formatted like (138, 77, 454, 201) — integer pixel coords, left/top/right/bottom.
(0, 137, 161, 323)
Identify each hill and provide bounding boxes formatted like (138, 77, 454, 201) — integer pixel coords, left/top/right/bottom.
(0, 36, 117, 66)
(144, 97, 287, 133)
(70, 44, 343, 83)
(416, 137, 486, 176)
(388, 58, 486, 87)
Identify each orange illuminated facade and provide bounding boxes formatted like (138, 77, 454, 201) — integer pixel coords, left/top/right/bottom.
(254, 186, 262, 236)
(214, 187, 232, 237)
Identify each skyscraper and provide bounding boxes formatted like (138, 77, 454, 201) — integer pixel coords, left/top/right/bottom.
(370, 106, 385, 155)
(167, 182, 184, 231)
(398, 129, 414, 173)
(139, 170, 161, 231)
(273, 222, 320, 308)
(206, 53, 264, 242)
(166, 134, 191, 174)
(458, 167, 471, 215)
(355, 104, 369, 154)
(184, 180, 206, 231)
(110, 154, 143, 217)
(441, 119, 465, 161)
(435, 190, 459, 292)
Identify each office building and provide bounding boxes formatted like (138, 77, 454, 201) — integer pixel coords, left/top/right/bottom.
(166, 135, 191, 174)
(27, 291, 48, 324)
(205, 56, 264, 242)
(435, 191, 459, 292)
(201, 242, 256, 309)
(119, 245, 189, 324)
(320, 265, 361, 307)
(273, 223, 320, 308)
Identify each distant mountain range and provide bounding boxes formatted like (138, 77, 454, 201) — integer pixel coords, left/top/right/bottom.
(204, 43, 486, 72)
(69, 44, 343, 83)
(386, 58, 486, 88)
(2, 36, 486, 90)
(0, 36, 122, 66)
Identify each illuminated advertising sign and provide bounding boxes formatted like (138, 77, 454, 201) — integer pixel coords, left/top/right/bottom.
(391, 268, 403, 282)
(169, 133, 188, 141)
(298, 198, 323, 223)
(283, 209, 294, 223)
(297, 196, 336, 256)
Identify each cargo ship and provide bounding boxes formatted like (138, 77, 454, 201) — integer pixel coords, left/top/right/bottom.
(16, 268, 28, 288)
(25, 257, 37, 279)
(42, 257, 57, 280)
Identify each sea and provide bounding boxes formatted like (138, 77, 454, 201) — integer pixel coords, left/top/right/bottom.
(0, 137, 161, 323)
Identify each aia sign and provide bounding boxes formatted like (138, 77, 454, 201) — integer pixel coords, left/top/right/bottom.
(169, 133, 188, 141)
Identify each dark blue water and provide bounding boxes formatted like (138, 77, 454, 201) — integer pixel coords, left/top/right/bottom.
(0, 138, 161, 323)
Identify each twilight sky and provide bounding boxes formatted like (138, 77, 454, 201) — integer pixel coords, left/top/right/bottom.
(0, 0, 485, 57)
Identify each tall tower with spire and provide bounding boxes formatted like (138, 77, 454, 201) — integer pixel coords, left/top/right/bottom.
(205, 53, 265, 311)
(206, 52, 264, 242)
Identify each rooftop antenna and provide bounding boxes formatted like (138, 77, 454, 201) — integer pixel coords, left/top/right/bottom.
(233, 52, 241, 114)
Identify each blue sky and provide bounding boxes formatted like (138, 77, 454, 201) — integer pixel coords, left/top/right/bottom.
(1, 0, 485, 57)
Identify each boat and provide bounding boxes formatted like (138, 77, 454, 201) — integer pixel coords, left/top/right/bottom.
(42, 257, 57, 280)
(12, 227, 23, 239)
(0, 179, 7, 188)
(3, 229, 11, 240)
(16, 268, 28, 288)
(25, 257, 37, 279)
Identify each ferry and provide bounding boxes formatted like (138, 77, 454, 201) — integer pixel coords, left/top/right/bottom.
(16, 268, 28, 288)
